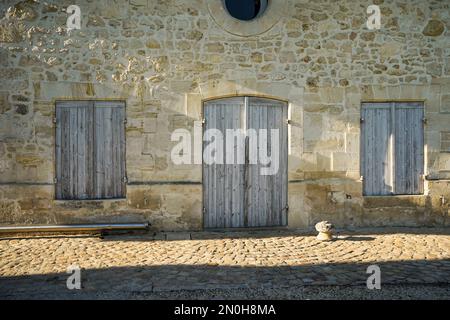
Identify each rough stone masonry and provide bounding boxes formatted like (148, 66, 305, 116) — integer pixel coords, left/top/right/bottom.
(0, 0, 449, 231)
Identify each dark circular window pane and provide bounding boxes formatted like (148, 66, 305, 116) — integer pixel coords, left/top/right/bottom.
(224, 0, 269, 21)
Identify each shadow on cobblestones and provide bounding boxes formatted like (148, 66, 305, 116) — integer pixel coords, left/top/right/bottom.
(95, 227, 450, 242)
(1, 228, 449, 299)
(1, 258, 450, 299)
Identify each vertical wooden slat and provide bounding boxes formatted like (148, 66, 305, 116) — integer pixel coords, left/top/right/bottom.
(210, 104, 217, 228)
(87, 101, 95, 197)
(217, 106, 224, 228)
(95, 107, 104, 198)
(55, 106, 62, 199)
(61, 108, 71, 198)
(281, 103, 288, 225)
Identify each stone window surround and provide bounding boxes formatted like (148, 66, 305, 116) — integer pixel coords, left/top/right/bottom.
(207, 0, 287, 37)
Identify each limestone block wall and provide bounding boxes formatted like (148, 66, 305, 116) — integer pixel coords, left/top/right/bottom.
(0, 0, 449, 230)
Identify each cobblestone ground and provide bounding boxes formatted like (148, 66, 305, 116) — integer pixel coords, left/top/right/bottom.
(0, 228, 450, 299)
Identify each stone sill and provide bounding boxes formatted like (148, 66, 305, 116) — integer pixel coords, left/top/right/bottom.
(363, 195, 427, 208)
(54, 199, 127, 209)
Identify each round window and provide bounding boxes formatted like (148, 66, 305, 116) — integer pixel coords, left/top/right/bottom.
(224, 0, 269, 21)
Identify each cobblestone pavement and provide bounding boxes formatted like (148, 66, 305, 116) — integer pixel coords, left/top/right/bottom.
(0, 228, 449, 299)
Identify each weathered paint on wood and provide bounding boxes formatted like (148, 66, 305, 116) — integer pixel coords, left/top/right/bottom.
(247, 97, 288, 227)
(203, 97, 288, 228)
(55, 101, 125, 200)
(361, 102, 424, 196)
(203, 97, 245, 228)
(361, 103, 393, 196)
(394, 102, 424, 195)
(93, 101, 126, 199)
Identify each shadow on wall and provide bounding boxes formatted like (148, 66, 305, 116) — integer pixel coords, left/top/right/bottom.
(0, 258, 449, 299)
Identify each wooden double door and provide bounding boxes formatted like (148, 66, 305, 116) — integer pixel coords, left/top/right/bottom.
(203, 97, 288, 229)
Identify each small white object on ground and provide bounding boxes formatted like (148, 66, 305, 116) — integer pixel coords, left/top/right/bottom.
(315, 221, 334, 241)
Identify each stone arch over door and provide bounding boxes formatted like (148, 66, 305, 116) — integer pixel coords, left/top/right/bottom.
(202, 96, 288, 228)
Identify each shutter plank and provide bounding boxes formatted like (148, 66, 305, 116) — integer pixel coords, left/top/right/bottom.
(203, 98, 245, 228)
(362, 103, 392, 196)
(55, 101, 91, 200)
(394, 103, 424, 195)
(93, 101, 126, 199)
(55, 107, 62, 199)
(247, 97, 288, 227)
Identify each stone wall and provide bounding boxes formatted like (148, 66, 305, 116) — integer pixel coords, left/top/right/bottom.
(0, 0, 449, 230)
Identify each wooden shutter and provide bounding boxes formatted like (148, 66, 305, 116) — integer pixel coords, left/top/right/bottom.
(93, 101, 126, 199)
(361, 103, 394, 196)
(361, 102, 424, 196)
(246, 97, 288, 227)
(203, 97, 245, 228)
(55, 100, 125, 200)
(55, 101, 94, 200)
(394, 102, 424, 195)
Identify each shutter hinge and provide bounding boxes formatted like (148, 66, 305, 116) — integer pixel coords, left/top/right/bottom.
(285, 205, 289, 211)
(203, 206, 206, 214)
(286, 119, 292, 125)
(53, 177, 58, 184)
(124, 118, 127, 124)
(422, 118, 427, 125)
(360, 117, 365, 123)
(52, 117, 57, 124)
(122, 176, 128, 183)
(201, 118, 206, 125)
(360, 176, 364, 181)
